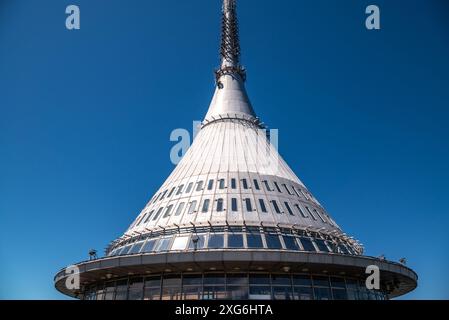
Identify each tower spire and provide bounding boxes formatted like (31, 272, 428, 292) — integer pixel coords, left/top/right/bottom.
(216, 0, 246, 82)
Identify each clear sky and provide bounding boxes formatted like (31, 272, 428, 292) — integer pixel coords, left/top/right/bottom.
(1, 0, 448, 300)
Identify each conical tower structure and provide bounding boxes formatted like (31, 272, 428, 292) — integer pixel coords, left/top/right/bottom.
(55, 0, 417, 300)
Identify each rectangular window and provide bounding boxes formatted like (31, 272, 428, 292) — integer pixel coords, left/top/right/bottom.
(314, 209, 326, 223)
(171, 236, 189, 251)
(263, 180, 272, 191)
(259, 199, 267, 213)
(155, 237, 171, 252)
(294, 204, 307, 218)
(301, 190, 310, 200)
(292, 186, 301, 198)
(306, 207, 317, 220)
(231, 178, 237, 189)
(217, 198, 224, 212)
(272, 200, 281, 214)
(265, 234, 282, 249)
(227, 234, 244, 248)
(219, 179, 225, 189)
(186, 182, 193, 193)
(283, 236, 300, 250)
(246, 233, 264, 248)
(315, 239, 330, 252)
(159, 190, 168, 201)
(208, 234, 224, 249)
(196, 181, 204, 192)
(188, 201, 197, 214)
(242, 179, 249, 189)
(188, 234, 206, 250)
(129, 242, 145, 254)
(207, 179, 214, 190)
(141, 239, 157, 253)
(176, 185, 184, 195)
(283, 184, 293, 195)
(284, 202, 294, 216)
(300, 237, 316, 252)
(253, 179, 260, 190)
(175, 202, 185, 216)
(143, 210, 154, 224)
(245, 198, 253, 212)
(163, 204, 174, 218)
(202, 199, 210, 213)
(167, 187, 176, 198)
(152, 207, 164, 221)
(273, 182, 282, 193)
(231, 198, 238, 212)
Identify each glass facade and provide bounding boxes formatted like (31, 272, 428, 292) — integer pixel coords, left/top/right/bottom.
(83, 273, 387, 301)
(107, 226, 359, 257)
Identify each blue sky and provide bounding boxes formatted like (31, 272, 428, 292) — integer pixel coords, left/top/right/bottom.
(1, 0, 448, 300)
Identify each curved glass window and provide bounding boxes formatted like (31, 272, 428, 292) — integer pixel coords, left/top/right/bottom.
(129, 242, 145, 254)
(119, 245, 133, 255)
(227, 234, 244, 248)
(196, 181, 204, 192)
(171, 236, 189, 251)
(141, 239, 157, 253)
(265, 234, 283, 249)
(338, 244, 350, 255)
(292, 275, 312, 286)
(207, 179, 214, 190)
(189, 234, 206, 250)
(188, 201, 197, 214)
(219, 179, 225, 189)
(128, 278, 144, 300)
(246, 233, 264, 248)
(176, 185, 184, 195)
(283, 236, 300, 250)
(300, 237, 317, 252)
(154, 237, 172, 252)
(217, 198, 224, 212)
(315, 239, 330, 252)
(202, 199, 210, 213)
(175, 202, 185, 216)
(208, 234, 224, 249)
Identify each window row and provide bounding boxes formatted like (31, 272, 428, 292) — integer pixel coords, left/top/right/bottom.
(108, 231, 355, 256)
(149, 178, 314, 206)
(135, 198, 332, 227)
(83, 273, 386, 301)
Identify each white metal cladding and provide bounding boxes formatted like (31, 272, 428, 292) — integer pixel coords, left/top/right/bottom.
(124, 74, 343, 237)
(120, 0, 352, 247)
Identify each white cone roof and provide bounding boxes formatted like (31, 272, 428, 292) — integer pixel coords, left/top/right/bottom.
(124, 73, 343, 236)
